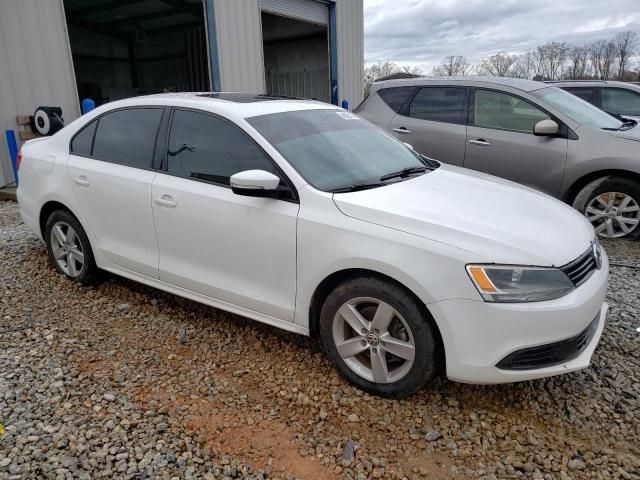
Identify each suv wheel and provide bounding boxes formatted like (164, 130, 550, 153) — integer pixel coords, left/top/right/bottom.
(319, 277, 438, 398)
(45, 210, 98, 285)
(573, 176, 640, 239)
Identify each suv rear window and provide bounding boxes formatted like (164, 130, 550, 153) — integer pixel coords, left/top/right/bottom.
(408, 87, 467, 124)
(563, 87, 596, 105)
(377, 87, 417, 113)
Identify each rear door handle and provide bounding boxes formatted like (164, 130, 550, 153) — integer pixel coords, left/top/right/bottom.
(74, 175, 90, 187)
(469, 139, 492, 146)
(393, 127, 411, 134)
(154, 195, 177, 208)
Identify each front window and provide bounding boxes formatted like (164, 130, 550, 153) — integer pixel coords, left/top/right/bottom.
(247, 109, 430, 192)
(601, 88, 640, 116)
(474, 90, 550, 133)
(532, 87, 623, 129)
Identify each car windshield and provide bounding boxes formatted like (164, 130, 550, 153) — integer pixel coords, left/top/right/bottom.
(247, 109, 430, 192)
(532, 86, 623, 130)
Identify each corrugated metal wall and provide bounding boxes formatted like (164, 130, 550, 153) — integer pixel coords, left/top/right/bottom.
(213, 0, 265, 94)
(0, 0, 80, 186)
(212, 0, 363, 107)
(335, 0, 364, 109)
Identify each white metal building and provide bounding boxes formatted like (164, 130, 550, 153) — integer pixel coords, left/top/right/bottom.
(0, 0, 364, 188)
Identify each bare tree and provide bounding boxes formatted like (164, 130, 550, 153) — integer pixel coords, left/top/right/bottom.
(589, 39, 618, 79)
(432, 56, 471, 77)
(364, 61, 422, 96)
(477, 52, 517, 77)
(536, 41, 570, 80)
(614, 31, 638, 79)
(511, 51, 536, 79)
(565, 46, 590, 79)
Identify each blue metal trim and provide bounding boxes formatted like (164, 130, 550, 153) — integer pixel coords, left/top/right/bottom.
(328, 1, 338, 105)
(204, 0, 221, 91)
(5, 130, 19, 185)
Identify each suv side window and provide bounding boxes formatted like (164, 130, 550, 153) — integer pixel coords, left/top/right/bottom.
(408, 87, 467, 124)
(474, 89, 550, 133)
(166, 109, 277, 186)
(377, 87, 418, 113)
(92, 108, 163, 168)
(563, 87, 596, 105)
(70, 119, 97, 156)
(601, 88, 640, 116)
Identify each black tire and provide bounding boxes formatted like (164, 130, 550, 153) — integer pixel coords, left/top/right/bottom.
(45, 210, 99, 285)
(319, 276, 438, 398)
(572, 175, 640, 240)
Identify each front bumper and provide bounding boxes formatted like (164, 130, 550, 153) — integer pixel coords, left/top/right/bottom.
(428, 251, 609, 384)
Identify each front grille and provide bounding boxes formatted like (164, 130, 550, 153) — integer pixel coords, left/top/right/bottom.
(496, 314, 600, 370)
(561, 246, 598, 287)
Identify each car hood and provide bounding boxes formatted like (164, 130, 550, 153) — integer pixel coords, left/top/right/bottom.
(333, 164, 594, 266)
(606, 123, 640, 142)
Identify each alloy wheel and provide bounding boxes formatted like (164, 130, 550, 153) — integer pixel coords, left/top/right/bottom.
(50, 221, 85, 277)
(332, 297, 415, 384)
(585, 192, 640, 238)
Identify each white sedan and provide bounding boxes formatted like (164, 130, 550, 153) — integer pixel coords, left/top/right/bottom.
(17, 93, 608, 398)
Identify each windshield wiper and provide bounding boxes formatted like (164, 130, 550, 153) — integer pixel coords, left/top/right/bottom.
(379, 165, 428, 182)
(329, 182, 386, 193)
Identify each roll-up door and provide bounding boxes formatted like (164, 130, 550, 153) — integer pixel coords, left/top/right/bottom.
(260, 0, 328, 25)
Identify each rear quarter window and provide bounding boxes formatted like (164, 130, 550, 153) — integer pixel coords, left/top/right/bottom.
(377, 87, 418, 113)
(70, 120, 97, 156)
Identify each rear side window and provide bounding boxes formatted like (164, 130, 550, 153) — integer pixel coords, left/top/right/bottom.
(409, 87, 467, 124)
(92, 108, 163, 168)
(602, 88, 640, 116)
(563, 87, 596, 105)
(70, 120, 97, 156)
(377, 87, 417, 113)
(166, 109, 277, 186)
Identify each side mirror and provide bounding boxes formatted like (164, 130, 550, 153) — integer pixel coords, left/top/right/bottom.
(533, 119, 559, 136)
(230, 169, 282, 197)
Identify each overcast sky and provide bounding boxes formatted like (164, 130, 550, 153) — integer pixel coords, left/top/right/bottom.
(364, 0, 640, 72)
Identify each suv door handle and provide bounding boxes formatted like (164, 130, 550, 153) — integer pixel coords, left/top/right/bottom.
(393, 127, 411, 134)
(154, 195, 177, 208)
(469, 139, 492, 146)
(74, 175, 90, 187)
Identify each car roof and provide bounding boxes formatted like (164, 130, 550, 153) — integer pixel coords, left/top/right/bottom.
(89, 92, 338, 119)
(369, 76, 548, 95)
(545, 80, 640, 90)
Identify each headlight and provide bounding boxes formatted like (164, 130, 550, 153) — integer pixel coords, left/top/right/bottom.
(466, 265, 574, 302)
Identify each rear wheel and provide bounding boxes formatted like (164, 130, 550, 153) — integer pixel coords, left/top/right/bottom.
(573, 176, 640, 239)
(319, 277, 438, 398)
(45, 210, 98, 285)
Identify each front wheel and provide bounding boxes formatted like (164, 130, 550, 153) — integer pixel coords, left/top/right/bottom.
(319, 277, 438, 398)
(573, 176, 640, 239)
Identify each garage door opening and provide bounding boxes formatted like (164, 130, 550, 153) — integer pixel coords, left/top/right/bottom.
(261, 12, 330, 102)
(63, 0, 209, 106)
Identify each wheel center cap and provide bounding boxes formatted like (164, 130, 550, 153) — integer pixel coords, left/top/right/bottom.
(365, 332, 379, 346)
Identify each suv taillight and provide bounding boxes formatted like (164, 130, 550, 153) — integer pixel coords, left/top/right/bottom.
(16, 152, 22, 170)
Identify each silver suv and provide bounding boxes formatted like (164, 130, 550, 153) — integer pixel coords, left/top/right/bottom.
(547, 80, 640, 121)
(356, 77, 640, 239)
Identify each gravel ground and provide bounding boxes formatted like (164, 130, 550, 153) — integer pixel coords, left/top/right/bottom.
(1, 199, 639, 480)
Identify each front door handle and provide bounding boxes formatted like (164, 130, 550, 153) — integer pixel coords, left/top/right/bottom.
(393, 127, 411, 134)
(469, 139, 492, 146)
(154, 195, 177, 208)
(75, 175, 90, 187)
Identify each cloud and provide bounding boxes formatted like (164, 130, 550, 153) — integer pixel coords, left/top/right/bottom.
(364, 0, 640, 72)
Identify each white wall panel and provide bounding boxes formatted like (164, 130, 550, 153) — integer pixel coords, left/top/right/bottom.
(213, 0, 266, 93)
(0, 0, 80, 186)
(335, 0, 364, 109)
